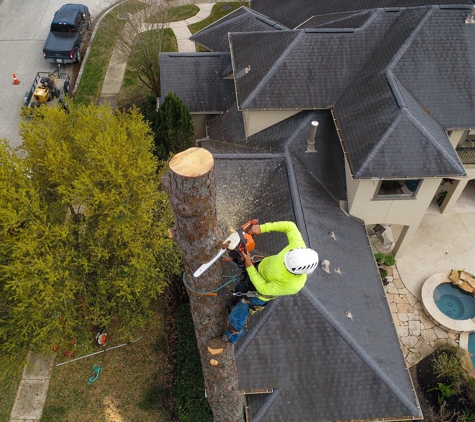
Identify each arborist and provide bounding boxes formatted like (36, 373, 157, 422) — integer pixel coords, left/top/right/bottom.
(220, 221, 319, 345)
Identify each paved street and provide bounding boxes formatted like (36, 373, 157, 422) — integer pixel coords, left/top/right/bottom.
(0, 0, 111, 147)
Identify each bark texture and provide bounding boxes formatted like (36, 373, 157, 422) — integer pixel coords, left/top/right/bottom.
(162, 148, 244, 422)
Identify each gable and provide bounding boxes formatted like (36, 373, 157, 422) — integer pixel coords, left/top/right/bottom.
(190, 7, 287, 52)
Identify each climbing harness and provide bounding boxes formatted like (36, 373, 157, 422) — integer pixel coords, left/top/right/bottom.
(87, 364, 103, 385)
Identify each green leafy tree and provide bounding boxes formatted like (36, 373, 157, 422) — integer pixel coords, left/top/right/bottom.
(151, 92, 194, 160)
(0, 103, 181, 355)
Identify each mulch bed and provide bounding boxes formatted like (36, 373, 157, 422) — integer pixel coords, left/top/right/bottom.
(412, 349, 475, 421)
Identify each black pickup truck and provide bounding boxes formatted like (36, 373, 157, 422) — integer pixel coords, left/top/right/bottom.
(42, 4, 90, 65)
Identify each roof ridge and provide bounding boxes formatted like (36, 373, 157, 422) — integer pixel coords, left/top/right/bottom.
(235, 299, 281, 359)
(387, 7, 434, 71)
(300, 287, 420, 415)
(192, 9, 246, 37)
(283, 113, 315, 245)
(245, 7, 289, 30)
(251, 389, 281, 422)
(355, 110, 405, 178)
(401, 107, 466, 175)
(192, 6, 286, 40)
(240, 31, 305, 109)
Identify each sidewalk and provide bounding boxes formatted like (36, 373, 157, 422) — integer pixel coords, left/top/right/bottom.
(9, 3, 215, 421)
(9, 353, 54, 422)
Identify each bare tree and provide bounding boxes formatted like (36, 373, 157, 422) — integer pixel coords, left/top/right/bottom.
(162, 148, 244, 422)
(108, 0, 172, 96)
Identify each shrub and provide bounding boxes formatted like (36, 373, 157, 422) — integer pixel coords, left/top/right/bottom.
(432, 347, 465, 381)
(428, 382, 456, 405)
(383, 254, 396, 266)
(374, 252, 396, 266)
(429, 347, 475, 409)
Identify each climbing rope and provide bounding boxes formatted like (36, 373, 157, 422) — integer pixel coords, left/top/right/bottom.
(182, 273, 239, 296)
(87, 364, 103, 385)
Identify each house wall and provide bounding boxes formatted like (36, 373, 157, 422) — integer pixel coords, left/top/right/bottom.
(242, 110, 300, 137)
(346, 176, 440, 226)
(347, 158, 475, 256)
(192, 115, 206, 139)
(345, 160, 441, 257)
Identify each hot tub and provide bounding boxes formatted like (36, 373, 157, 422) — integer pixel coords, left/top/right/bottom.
(434, 283, 475, 320)
(421, 273, 475, 333)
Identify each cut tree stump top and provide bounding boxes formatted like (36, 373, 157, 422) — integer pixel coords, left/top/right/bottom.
(169, 147, 214, 178)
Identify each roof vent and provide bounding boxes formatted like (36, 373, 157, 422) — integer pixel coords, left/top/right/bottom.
(466, 6, 475, 24)
(306, 121, 318, 153)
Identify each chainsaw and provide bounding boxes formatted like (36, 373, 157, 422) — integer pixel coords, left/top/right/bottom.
(193, 219, 258, 277)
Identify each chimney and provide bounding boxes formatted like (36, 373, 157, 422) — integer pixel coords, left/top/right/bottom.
(466, 6, 475, 24)
(306, 121, 318, 153)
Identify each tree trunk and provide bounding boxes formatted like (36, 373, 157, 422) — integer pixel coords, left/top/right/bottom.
(162, 148, 244, 422)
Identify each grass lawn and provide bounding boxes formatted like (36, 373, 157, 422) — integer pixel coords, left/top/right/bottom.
(188, 2, 248, 34)
(0, 350, 29, 422)
(147, 4, 199, 23)
(41, 304, 168, 422)
(74, 0, 148, 105)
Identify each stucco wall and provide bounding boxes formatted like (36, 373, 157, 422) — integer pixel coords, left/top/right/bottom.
(346, 173, 441, 226)
(242, 110, 300, 137)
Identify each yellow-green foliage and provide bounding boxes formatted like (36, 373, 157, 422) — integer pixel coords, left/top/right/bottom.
(0, 103, 181, 355)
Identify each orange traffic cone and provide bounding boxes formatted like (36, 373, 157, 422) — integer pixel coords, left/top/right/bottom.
(12, 73, 20, 85)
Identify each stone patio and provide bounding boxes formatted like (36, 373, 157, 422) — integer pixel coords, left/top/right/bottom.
(382, 265, 459, 367)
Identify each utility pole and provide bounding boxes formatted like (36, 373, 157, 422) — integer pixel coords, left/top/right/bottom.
(162, 147, 244, 422)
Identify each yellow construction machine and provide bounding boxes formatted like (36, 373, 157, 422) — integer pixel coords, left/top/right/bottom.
(23, 70, 70, 108)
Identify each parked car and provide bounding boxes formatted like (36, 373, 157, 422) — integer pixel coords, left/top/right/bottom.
(42, 4, 90, 65)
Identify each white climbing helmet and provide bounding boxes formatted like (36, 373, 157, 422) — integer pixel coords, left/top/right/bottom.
(284, 248, 319, 275)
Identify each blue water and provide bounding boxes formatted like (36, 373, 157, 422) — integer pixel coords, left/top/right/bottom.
(469, 333, 475, 367)
(434, 283, 475, 320)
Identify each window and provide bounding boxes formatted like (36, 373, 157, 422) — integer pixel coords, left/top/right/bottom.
(375, 179, 420, 199)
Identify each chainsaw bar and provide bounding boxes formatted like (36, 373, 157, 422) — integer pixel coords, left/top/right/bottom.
(193, 231, 241, 277)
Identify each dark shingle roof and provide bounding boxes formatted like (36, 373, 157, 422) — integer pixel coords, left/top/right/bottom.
(250, 0, 475, 28)
(296, 10, 372, 29)
(212, 145, 420, 420)
(392, 7, 475, 129)
(159, 53, 235, 113)
(230, 6, 469, 177)
(206, 109, 347, 200)
(190, 6, 287, 52)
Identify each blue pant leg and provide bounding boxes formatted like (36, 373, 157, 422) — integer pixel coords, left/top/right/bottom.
(224, 300, 250, 344)
(249, 297, 267, 307)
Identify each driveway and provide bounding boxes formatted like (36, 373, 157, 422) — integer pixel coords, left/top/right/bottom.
(0, 0, 111, 147)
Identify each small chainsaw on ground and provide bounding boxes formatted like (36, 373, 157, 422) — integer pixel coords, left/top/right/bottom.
(193, 219, 258, 277)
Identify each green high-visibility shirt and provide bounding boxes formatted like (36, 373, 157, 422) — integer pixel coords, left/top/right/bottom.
(246, 221, 307, 301)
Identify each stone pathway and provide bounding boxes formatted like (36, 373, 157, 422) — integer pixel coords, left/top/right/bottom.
(384, 265, 459, 367)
